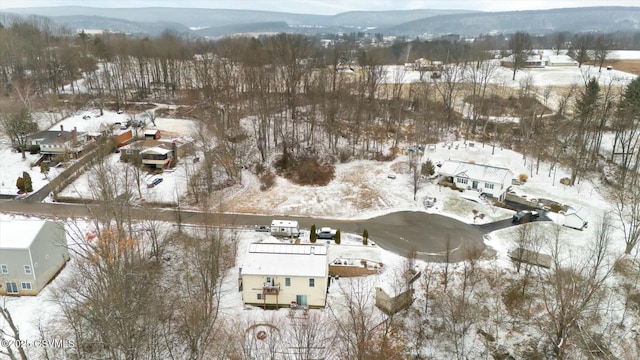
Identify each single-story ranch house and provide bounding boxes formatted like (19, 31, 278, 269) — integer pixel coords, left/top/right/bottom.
(0, 220, 69, 296)
(438, 160, 514, 201)
(240, 243, 328, 309)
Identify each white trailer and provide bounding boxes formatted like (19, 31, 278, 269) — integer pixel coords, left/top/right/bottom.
(270, 220, 300, 237)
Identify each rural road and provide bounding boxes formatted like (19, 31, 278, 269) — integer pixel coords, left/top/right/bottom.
(0, 199, 488, 262)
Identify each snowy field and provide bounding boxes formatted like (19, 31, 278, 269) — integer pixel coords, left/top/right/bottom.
(384, 49, 640, 87)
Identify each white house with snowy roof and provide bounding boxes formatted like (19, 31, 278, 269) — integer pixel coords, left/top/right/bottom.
(546, 53, 578, 67)
(0, 220, 69, 296)
(438, 160, 514, 201)
(240, 243, 328, 309)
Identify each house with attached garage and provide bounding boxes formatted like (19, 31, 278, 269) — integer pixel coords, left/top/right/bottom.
(0, 220, 69, 296)
(240, 243, 328, 309)
(438, 160, 514, 201)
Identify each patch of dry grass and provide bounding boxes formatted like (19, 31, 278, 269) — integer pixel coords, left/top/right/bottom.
(607, 59, 640, 75)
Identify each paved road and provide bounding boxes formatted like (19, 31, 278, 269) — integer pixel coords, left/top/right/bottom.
(0, 200, 485, 262)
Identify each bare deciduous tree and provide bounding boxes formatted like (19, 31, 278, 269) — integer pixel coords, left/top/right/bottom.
(0, 301, 28, 360)
(330, 277, 402, 360)
(508, 31, 533, 81)
(535, 218, 616, 359)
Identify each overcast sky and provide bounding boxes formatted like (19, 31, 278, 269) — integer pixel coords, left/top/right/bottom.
(1, 0, 639, 15)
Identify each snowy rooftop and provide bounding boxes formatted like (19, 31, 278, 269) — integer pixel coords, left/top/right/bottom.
(141, 146, 172, 155)
(241, 243, 328, 278)
(438, 160, 514, 184)
(270, 220, 299, 228)
(0, 220, 47, 249)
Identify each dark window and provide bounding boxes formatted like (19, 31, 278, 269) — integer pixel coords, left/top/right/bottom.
(309, 278, 315, 287)
(6, 282, 18, 294)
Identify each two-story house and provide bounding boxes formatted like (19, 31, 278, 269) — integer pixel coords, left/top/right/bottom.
(240, 243, 328, 309)
(0, 220, 70, 296)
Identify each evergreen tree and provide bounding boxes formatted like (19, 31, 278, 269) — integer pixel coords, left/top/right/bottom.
(310, 224, 317, 243)
(615, 76, 640, 185)
(334, 229, 341, 244)
(362, 228, 369, 245)
(421, 159, 435, 176)
(16, 176, 24, 193)
(22, 171, 33, 192)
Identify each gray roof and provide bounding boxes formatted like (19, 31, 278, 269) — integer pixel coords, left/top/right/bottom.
(28, 130, 81, 145)
(439, 160, 514, 185)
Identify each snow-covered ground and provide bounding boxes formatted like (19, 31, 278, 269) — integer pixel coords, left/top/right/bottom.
(384, 49, 640, 88)
(2, 132, 624, 349)
(1, 52, 639, 358)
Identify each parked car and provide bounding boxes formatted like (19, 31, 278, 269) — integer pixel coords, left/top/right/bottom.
(316, 227, 336, 240)
(255, 225, 270, 232)
(512, 210, 539, 224)
(147, 177, 163, 188)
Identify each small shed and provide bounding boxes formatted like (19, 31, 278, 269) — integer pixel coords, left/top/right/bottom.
(270, 220, 300, 237)
(144, 129, 161, 140)
(509, 247, 552, 269)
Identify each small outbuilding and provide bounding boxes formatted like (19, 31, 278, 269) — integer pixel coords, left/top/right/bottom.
(0, 220, 69, 296)
(144, 129, 161, 140)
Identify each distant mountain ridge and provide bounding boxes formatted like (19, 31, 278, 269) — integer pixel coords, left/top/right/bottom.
(1, 6, 639, 37)
(3, 6, 472, 29)
(382, 6, 640, 36)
